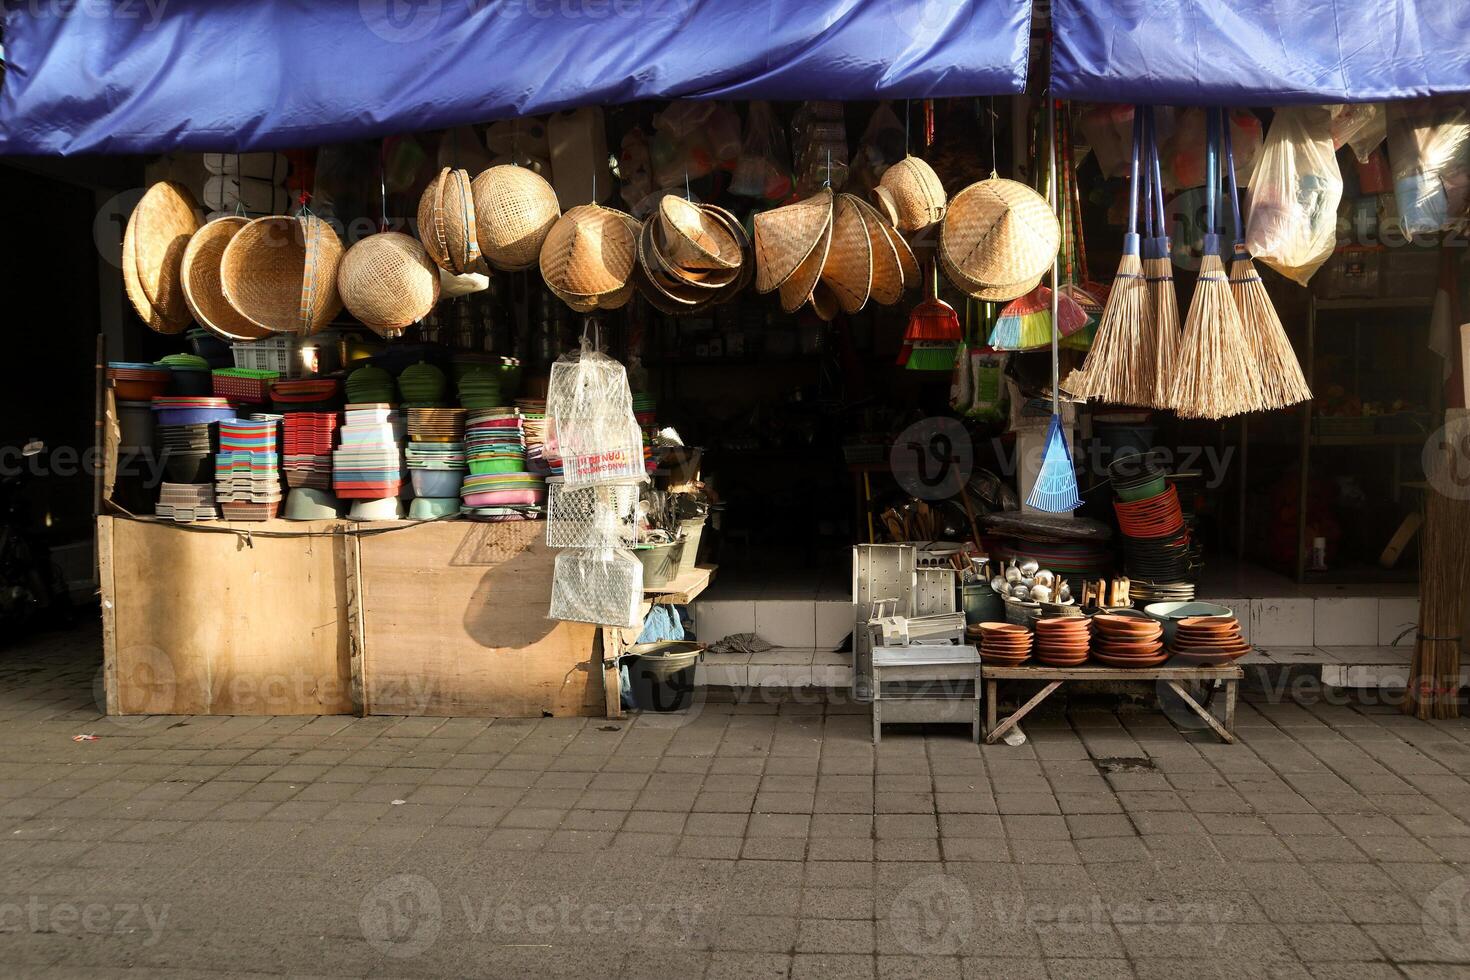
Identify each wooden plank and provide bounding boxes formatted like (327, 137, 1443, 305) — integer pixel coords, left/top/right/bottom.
(643, 564, 717, 605)
(981, 664, 1243, 681)
(106, 516, 354, 715)
(98, 516, 119, 715)
(985, 681, 1063, 744)
(343, 532, 367, 715)
(357, 521, 603, 717)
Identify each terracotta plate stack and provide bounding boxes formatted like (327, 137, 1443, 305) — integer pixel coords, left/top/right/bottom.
(975, 622, 1032, 666)
(1033, 617, 1092, 667)
(1169, 616, 1251, 666)
(1090, 614, 1167, 668)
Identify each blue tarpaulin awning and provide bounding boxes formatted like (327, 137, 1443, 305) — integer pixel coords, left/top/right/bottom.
(0, 0, 1034, 156)
(1051, 0, 1470, 105)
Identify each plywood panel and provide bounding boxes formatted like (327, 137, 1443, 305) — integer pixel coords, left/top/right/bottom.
(358, 521, 603, 717)
(102, 516, 354, 715)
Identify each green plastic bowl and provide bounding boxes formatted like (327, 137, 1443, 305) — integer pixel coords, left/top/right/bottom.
(1115, 476, 1167, 502)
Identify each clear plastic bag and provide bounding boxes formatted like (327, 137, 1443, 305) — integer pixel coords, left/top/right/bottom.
(548, 548, 643, 627)
(731, 101, 793, 201)
(1079, 104, 1135, 178)
(1329, 103, 1387, 163)
(1387, 98, 1470, 240)
(1245, 106, 1343, 285)
(851, 101, 907, 195)
(545, 334, 647, 489)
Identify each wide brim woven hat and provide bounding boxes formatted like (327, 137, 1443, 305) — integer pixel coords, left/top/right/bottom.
(657, 194, 741, 270)
(124, 180, 202, 333)
(872, 155, 947, 233)
(417, 168, 483, 275)
(339, 231, 441, 337)
(939, 177, 1059, 302)
(220, 214, 345, 336)
(811, 281, 840, 322)
(847, 195, 907, 306)
(181, 216, 271, 341)
(754, 188, 833, 294)
(819, 194, 874, 314)
(539, 204, 638, 299)
(471, 165, 561, 272)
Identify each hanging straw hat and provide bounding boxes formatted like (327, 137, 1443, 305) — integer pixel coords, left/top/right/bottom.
(339, 232, 441, 337)
(181, 216, 271, 341)
(885, 218, 921, 287)
(124, 181, 202, 333)
(847, 196, 905, 306)
(819, 194, 874, 314)
(540, 204, 638, 299)
(471, 165, 561, 272)
(778, 216, 833, 313)
(417, 168, 483, 275)
(657, 195, 742, 270)
(754, 188, 833, 294)
(872, 156, 947, 232)
(220, 214, 345, 336)
(939, 178, 1059, 302)
(811, 282, 840, 322)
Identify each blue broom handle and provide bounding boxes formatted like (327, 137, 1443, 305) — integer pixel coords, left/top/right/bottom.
(1142, 108, 1155, 242)
(1150, 107, 1167, 243)
(1203, 108, 1219, 257)
(1127, 109, 1142, 237)
(1223, 112, 1244, 247)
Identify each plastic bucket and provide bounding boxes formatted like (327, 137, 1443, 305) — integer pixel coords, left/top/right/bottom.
(961, 582, 1004, 626)
(676, 519, 705, 575)
(635, 540, 685, 588)
(626, 641, 702, 711)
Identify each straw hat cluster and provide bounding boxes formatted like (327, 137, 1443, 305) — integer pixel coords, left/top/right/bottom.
(939, 178, 1060, 302)
(634, 195, 750, 315)
(754, 188, 920, 320)
(123, 181, 202, 335)
(872, 156, 947, 233)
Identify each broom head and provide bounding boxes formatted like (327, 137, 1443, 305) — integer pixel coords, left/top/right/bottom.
(1167, 244, 1265, 419)
(1025, 413, 1083, 513)
(904, 340, 960, 371)
(988, 285, 1088, 351)
(903, 295, 961, 343)
(1229, 244, 1311, 410)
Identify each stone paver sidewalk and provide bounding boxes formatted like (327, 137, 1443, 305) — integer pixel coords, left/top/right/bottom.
(4, 623, 1470, 978)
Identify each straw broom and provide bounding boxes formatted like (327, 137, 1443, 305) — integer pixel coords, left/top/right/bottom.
(1144, 107, 1181, 410)
(1405, 409, 1470, 719)
(1168, 108, 1266, 420)
(1222, 120, 1311, 410)
(1066, 107, 1153, 406)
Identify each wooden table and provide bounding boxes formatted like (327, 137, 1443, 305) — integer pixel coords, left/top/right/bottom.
(871, 646, 982, 744)
(981, 663, 1244, 745)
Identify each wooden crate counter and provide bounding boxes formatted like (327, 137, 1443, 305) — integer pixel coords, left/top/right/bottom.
(99, 516, 605, 717)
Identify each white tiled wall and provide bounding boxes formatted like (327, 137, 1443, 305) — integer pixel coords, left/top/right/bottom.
(692, 600, 755, 644)
(754, 600, 817, 648)
(1250, 598, 1314, 647)
(1377, 597, 1420, 647)
(1312, 597, 1379, 647)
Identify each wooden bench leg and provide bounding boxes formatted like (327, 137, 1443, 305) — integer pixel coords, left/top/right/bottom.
(985, 680, 997, 738)
(1223, 679, 1237, 737)
(1165, 680, 1236, 744)
(985, 681, 1063, 744)
(872, 695, 881, 745)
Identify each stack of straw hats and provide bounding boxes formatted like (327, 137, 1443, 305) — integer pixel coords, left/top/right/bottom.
(939, 178, 1059, 302)
(181, 217, 270, 341)
(338, 232, 440, 338)
(754, 188, 919, 319)
(220, 214, 345, 335)
(471, 165, 561, 272)
(634, 195, 750, 315)
(872, 156, 947, 233)
(123, 181, 203, 334)
(539, 204, 640, 312)
(417, 167, 484, 275)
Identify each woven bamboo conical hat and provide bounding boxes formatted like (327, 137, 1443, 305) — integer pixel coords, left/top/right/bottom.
(471, 165, 561, 272)
(872, 155, 947, 232)
(939, 241, 1042, 302)
(540, 204, 637, 298)
(778, 215, 833, 314)
(637, 219, 703, 308)
(181, 216, 270, 341)
(810, 281, 840, 322)
(754, 188, 833, 294)
(658, 195, 741, 270)
(417, 168, 483, 275)
(886, 220, 921, 289)
(820, 194, 874, 314)
(339, 232, 440, 337)
(127, 180, 201, 333)
(940, 178, 1059, 291)
(121, 217, 168, 334)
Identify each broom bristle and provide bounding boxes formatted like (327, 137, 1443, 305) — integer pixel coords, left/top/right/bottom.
(1406, 410, 1470, 719)
(1065, 252, 1153, 407)
(1167, 253, 1266, 419)
(1230, 252, 1311, 410)
(1145, 255, 1181, 410)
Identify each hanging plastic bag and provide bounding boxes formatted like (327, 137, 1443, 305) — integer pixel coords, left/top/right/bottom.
(731, 101, 793, 202)
(966, 349, 1007, 423)
(1386, 98, 1470, 240)
(1329, 103, 1387, 163)
(1078, 104, 1135, 178)
(548, 548, 643, 627)
(545, 330, 647, 489)
(1245, 106, 1343, 285)
(850, 101, 907, 196)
